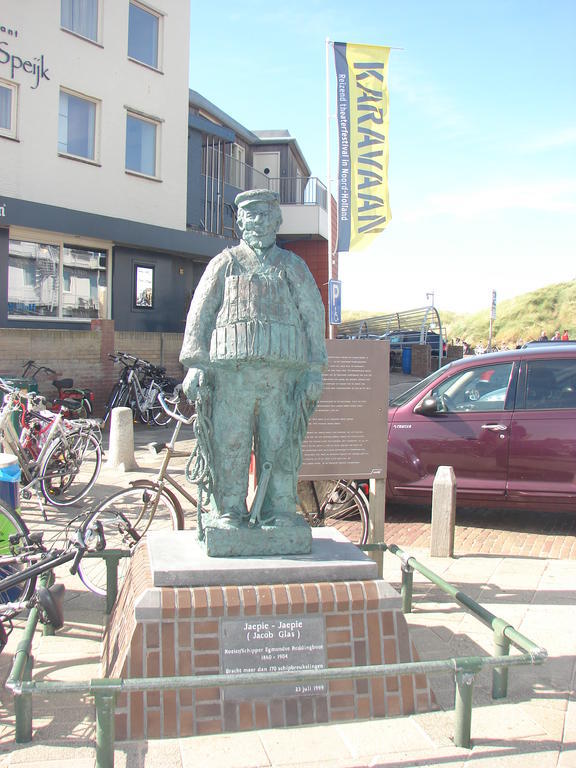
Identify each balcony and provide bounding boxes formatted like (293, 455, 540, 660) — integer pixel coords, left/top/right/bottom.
(199, 152, 329, 239)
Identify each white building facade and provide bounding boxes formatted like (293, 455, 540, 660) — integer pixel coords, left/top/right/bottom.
(0, 0, 222, 333)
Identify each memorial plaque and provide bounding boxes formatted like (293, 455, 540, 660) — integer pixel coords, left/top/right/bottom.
(300, 339, 389, 479)
(220, 615, 327, 700)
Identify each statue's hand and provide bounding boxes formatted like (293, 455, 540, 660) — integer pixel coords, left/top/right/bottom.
(182, 367, 205, 401)
(305, 369, 323, 401)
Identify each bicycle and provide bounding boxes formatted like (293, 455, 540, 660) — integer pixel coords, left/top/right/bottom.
(297, 479, 370, 546)
(20, 360, 95, 419)
(103, 352, 177, 427)
(0, 379, 102, 512)
(78, 391, 198, 595)
(0, 500, 108, 650)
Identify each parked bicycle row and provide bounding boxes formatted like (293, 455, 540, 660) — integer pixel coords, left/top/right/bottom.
(2, 353, 181, 428)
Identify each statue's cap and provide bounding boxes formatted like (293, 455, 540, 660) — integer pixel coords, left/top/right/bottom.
(235, 189, 280, 208)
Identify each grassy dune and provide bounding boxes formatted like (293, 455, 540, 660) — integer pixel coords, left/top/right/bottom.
(343, 281, 576, 348)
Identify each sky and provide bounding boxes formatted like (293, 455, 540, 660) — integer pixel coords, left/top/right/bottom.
(189, 1, 576, 315)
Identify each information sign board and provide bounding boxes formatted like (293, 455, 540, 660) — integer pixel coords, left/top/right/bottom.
(300, 339, 389, 479)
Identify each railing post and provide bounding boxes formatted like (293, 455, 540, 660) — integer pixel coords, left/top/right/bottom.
(454, 663, 479, 748)
(14, 655, 34, 743)
(400, 560, 414, 614)
(368, 478, 386, 577)
(37, 570, 56, 637)
(492, 623, 511, 699)
(92, 681, 120, 768)
(105, 552, 122, 615)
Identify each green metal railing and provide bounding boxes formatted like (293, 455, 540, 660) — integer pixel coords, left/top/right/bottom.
(5, 542, 547, 768)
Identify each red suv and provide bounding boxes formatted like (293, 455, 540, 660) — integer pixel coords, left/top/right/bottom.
(387, 344, 576, 511)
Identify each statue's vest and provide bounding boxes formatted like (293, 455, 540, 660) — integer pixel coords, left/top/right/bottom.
(210, 252, 307, 366)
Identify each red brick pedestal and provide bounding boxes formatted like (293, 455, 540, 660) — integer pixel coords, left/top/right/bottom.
(102, 540, 435, 740)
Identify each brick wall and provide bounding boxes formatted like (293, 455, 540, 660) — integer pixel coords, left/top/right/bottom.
(288, 239, 334, 336)
(0, 324, 186, 416)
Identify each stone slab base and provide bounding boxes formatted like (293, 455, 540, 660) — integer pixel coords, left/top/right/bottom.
(102, 542, 436, 740)
(146, 528, 378, 587)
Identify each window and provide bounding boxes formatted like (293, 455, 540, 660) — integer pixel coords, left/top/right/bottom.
(0, 79, 17, 139)
(128, 1, 160, 69)
(8, 240, 108, 320)
(126, 112, 158, 176)
(61, 0, 99, 42)
(134, 265, 154, 308)
(58, 90, 98, 161)
(524, 360, 576, 410)
(430, 362, 514, 413)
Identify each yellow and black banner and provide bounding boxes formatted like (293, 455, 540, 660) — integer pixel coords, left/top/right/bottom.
(334, 42, 391, 252)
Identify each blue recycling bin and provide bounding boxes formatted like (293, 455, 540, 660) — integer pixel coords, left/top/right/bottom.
(0, 453, 21, 512)
(401, 347, 412, 374)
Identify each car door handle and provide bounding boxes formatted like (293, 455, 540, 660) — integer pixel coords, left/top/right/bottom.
(481, 424, 508, 432)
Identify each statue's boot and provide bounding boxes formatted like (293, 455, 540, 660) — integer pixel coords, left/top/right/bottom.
(215, 495, 249, 529)
(260, 496, 302, 527)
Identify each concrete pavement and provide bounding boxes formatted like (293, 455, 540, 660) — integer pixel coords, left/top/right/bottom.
(0, 372, 575, 767)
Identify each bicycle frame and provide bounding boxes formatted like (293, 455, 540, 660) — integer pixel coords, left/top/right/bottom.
(126, 367, 162, 415)
(0, 387, 100, 517)
(125, 394, 198, 535)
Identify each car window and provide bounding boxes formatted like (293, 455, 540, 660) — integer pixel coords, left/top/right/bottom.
(523, 359, 576, 410)
(429, 362, 514, 412)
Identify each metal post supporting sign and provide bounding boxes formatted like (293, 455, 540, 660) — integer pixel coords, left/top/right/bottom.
(329, 279, 342, 325)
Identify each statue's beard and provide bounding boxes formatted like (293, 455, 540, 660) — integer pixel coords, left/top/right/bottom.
(243, 229, 276, 252)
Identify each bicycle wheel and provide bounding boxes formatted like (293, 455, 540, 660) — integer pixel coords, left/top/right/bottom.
(298, 479, 369, 546)
(40, 431, 102, 506)
(77, 484, 183, 596)
(0, 503, 36, 605)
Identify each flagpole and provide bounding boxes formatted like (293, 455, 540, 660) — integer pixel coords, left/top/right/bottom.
(326, 37, 335, 339)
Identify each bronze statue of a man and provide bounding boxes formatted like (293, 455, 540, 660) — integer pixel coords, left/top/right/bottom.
(180, 189, 327, 542)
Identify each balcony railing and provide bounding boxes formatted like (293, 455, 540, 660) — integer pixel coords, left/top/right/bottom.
(209, 154, 328, 210)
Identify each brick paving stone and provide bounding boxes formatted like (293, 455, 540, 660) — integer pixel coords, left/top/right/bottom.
(380, 506, 576, 560)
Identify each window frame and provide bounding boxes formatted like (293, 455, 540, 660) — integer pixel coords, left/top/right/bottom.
(7, 231, 111, 323)
(125, 109, 161, 179)
(58, 88, 100, 163)
(0, 78, 18, 140)
(60, 0, 100, 43)
(127, 0, 163, 71)
(133, 264, 155, 310)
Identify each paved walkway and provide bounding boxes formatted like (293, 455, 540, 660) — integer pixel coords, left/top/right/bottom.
(0, 376, 575, 766)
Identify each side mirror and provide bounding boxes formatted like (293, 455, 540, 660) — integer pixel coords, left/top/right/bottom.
(414, 396, 440, 416)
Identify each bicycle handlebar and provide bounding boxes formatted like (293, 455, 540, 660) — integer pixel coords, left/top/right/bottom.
(158, 390, 196, 425)
(21, 360, 57, 379)
(109, 352, 164, 375)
